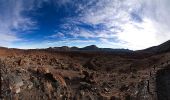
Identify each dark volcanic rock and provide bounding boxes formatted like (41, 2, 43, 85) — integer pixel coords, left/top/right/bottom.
(156, 66, 170, 100)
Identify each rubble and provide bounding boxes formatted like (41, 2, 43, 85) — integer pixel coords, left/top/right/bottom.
(1, 49, 170, 100)
(8, 74, 24, 94)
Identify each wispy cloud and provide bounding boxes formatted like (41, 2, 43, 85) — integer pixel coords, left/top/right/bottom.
(54, 0, 170, 50)
(0, 0, 37, 46)
(2, 0, 170, 50)
(48, 32, 65, 38)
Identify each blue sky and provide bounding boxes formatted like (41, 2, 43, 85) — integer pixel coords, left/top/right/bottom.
(0, 0, 170, 50)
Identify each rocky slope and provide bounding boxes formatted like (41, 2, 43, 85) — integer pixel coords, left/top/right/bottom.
(1, 42, 170, 100)
(142, 40, 170, 54)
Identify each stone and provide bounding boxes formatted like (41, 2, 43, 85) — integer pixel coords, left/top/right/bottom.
(27, 82, 33, 89)
(79, 82, 92, 90)
(37, 67, 50, 74)
(15, 87, 21, 94)
(104, 88, 109, 92)
(8, 74, 24, 93)
(53, 74, 67, 87)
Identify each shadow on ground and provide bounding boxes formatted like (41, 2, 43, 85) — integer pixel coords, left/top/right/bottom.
(156, 66, 170, 100)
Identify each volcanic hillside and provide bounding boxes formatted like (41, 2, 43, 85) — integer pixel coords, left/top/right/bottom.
(1, 40, 170, 100)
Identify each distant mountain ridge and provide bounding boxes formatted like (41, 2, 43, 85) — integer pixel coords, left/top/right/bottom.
(47, 45, 132, 53)
(48, 40, 170, 54)
(1, 40, 170, 54)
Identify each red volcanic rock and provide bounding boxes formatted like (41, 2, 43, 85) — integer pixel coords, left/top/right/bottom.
(1, 44, 170, 99)
(37, 66, 50, 74)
